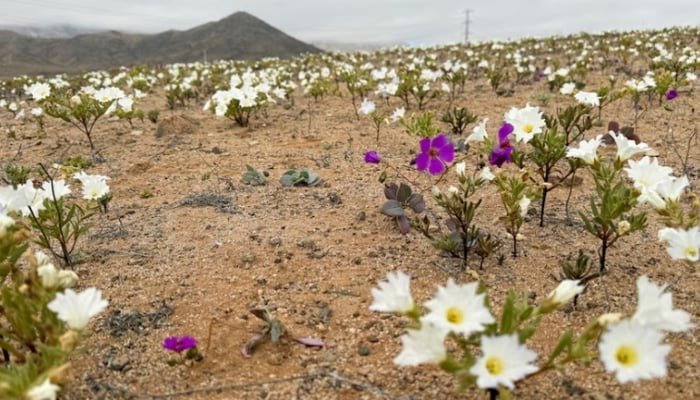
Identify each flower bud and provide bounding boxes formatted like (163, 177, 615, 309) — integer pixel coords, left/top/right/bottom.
(431, 186, 442, 197)
(70, 95, 82, 105)
(59, 331, 80, 352)
(57, 270, 79, 288)
(597, 313, 623, 326)
(547, 280, 584, 306)
(37, 263, 59, 288)
(617, 221, 631, 235)
(48, 362, 72, 383)
(455, 161, 466, 177)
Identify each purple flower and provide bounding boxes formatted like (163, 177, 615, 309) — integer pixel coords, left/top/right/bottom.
(665, 89, 678, 101)
(163, 336, 198, 353)
(364, 151, 381, 164)
(489, 123, 514, 167)
(416, 133, 454, 175)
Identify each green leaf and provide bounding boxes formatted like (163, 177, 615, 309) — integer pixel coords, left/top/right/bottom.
(546, 329, 573, 365)
(500, 291, 516, 334)
(269, 319, 285, 343)
(397, 183, 412, 203)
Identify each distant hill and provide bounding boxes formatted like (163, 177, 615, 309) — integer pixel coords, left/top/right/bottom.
(0, 12, 321, 77)
(0, 24, 100, 39)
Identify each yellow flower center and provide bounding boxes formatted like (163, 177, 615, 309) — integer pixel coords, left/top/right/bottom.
(684, 247, 697, 259)
(485, 357, 504, 375)
(445, 307, 463, 324)
(615, 345, 638, 367)
(523, 123, 534, 134)
(90, 189, 100, 198)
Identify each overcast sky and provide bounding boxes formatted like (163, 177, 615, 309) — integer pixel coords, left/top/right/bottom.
(1, 0, 698, 44)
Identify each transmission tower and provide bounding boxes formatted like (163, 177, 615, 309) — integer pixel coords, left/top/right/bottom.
(464, 9, 472, 44)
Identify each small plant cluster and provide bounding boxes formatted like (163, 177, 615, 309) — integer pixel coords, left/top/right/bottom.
(0, 211, 108, 399)
(0, 165, 111, 267)
(370, 271, 692, 398)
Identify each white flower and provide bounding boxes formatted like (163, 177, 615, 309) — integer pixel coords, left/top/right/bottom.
(31, 107, 44, 117)
(466, 118, 488, 143)
(394, 323, 447, 366)
(505, 104, 546, 143)
(27, 82, 52, 102)
(518, 196, 531, 218)
(390, 107, 405, 122)
(479, 166, 495, 181)
(359, 98, 376, 115)
(117, 96, 134, 112)
(654, 176, 689, 208)
(658, 227, 699, 262)
(574, 91, 600, 106)
(624, 157, 673, 205)
(469, 334, 539, 389)
(559, 82, 576, 95)
(547, 280, 584, 306)
(40, 180, 71, 200)
(455, 162, 466, 178)
(611, 132, 649, 161)
(566, 135, 602, 165)
(598, 320, 670, 383)
(48, 288, 108, 330)
(632, 275, 693, 332)
(25, 378, 60, 400)
(73, 172, 110, 201)
(422, 279, 495, 336)
(369, 271, 414, 313)
(37, 263, 59, 288)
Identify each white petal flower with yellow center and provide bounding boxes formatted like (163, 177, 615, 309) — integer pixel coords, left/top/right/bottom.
(632, 275, 693, 332)
(422, 279, 495, 336)
(505, 104, 546, 144)
(394, 323, 447, 366)
(658, 227, 699, 262)
(598, 320, 670, 383)
(469, 334, 539, 389)
(48, 288, 108, 330)
(369, 271, 414, 313)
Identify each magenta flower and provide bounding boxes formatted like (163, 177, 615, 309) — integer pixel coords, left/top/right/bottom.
(665, 89, 678, 101)
(163, 336, 198, 353)
(489, 123, 514, 167)
(364, 151, 381, 164)
(416, 133, 454, 175)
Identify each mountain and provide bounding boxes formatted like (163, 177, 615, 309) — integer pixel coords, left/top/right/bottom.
(0, 12, 321, 77)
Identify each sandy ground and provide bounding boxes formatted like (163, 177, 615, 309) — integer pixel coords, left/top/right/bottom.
(0, 73, 698, 400)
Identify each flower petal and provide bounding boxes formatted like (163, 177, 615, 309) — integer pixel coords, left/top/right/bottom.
(428, 158, 445, 175)
(419, 138, 431, 153)
(438, 143, 455, 163)
(431, 134, 449, 149)
(416, 153, 429, 171)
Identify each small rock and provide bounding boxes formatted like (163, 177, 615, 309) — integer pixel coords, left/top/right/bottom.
(357, 344, 370, 356)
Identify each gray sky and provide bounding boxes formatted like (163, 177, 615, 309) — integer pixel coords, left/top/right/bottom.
(1, 0, 698, 44)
